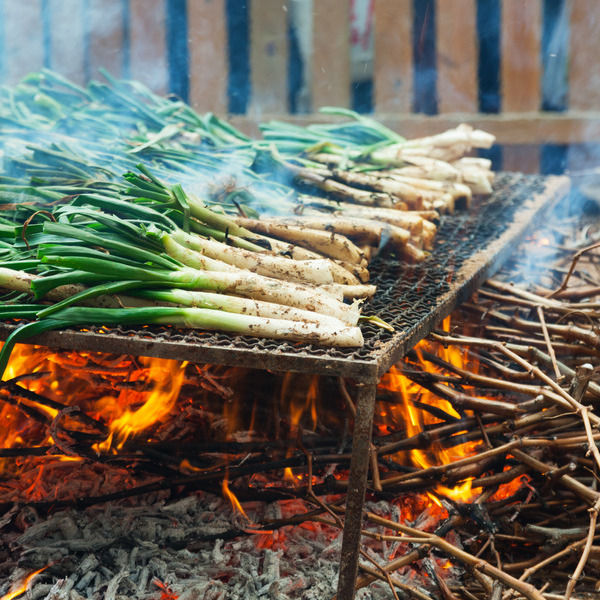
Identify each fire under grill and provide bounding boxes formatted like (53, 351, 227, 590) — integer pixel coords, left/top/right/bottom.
(0, 172, 571, 600)
(0, 173, 569, 381)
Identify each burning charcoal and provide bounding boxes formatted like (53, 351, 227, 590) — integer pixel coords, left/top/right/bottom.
(161, 526, 187, 544)
(41, 577, 74, 600)
(16, 519, 60, 546)
(57, 516, 81, 540)
(97, 565, 114, 580)
(28, 583, 53, 600)
(239, 552, 261, 585)
(103, 569, 130, 600)
(211, 538, 227, 565)
(441, 498, 497, 534)
(138, 547, 161, 563)
(263, 580, 287, 600)
(135, 566, 150, 596)
(159, 495, 197, 516)
(177, 583, 213, 600)
(61, 538, 113, 553)
(93, 572, 102, 591)
(148, 556, 168, 581)
(110, 548, 129, 571)
(0, 504, 21, 532)
(73, 570, 96, 593)
(19, 546, 69, 569)
(134, 520, 158, 543)
(261, 549, 281, 584)
(128, 547, 139, 571)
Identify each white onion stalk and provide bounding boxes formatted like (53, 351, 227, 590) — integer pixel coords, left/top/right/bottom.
(133, 288, 348, 327)
(169, 229, 335, 285)
(40, 256, 361, 326)
(382, 174, 473, 205)
(321, 283, 377, 300)
(254, 215, 383, 246)
(451, 158, 495, 194)
(371, 124, 496, 164)
(389, 156, 463, 181)
(0, 267, 151, 308)
(48, 306, 365, 347)
(232, 217, 367, 265)
(161, 235, 240, 273)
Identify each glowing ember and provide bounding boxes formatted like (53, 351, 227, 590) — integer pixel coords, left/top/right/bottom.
(0, 313, 527, 529)
(0, 344, 195, 501)
(490, 470, 531, 502)
(152, 578, 179, 600)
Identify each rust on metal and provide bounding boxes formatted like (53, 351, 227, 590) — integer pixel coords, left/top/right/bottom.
(336, 381, 378, 600)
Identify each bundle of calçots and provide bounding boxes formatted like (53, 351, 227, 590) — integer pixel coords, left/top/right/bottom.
(0, 69, 496, 366)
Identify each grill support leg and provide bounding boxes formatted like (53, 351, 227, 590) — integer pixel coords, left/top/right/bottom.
(336, 381, 377, 600)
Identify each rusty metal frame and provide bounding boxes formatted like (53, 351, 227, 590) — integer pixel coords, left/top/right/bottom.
(0, 174, 570, 600)
(337, 381, 378, 600)
(0, 176, 569, 379)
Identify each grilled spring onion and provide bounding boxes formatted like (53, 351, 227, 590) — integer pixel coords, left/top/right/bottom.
(165, 228, 336, 286)
(130, 288, 349, 326)
(36, 254, 361, 326)
(0, 305, 363, 378)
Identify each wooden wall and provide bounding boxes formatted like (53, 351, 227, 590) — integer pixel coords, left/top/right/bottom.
(0, 0, 599, 173)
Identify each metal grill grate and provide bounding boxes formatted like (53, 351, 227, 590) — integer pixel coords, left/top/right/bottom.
(0, 173, 569, 382)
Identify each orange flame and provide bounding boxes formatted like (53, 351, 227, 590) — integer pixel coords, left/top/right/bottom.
(282, 373, 319, 434)
(95, 358, 188, 452)
(0, 345, 190, 496)
(0, 566, 47, 600)
(378, 318, 479, 503)
(280, 374, 320, 484)
(222, 471, 252, 524)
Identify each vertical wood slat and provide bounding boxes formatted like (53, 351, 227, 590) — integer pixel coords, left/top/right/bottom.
(435, 0, 477, 113)
(311, 0, 351, 110)
(569, 0, 600, 111)
(373, 0, 412, 113)
(501, 0, 541, 112)
(47, 0, 86, 86)
(249, 0, 289, 115)
(2, 0, 44, 85)
(129, 0, 168, 94)
(501, 0, 542, 174)
(88, 0, 126, 79)
(188, 0, 228, 114)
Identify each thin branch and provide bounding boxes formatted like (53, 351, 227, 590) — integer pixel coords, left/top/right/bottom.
(564, 496, 600, 600)
(537, 306, 562, 381)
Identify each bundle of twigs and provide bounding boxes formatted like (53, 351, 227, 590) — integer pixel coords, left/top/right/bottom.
(325, 214, 600, 600)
